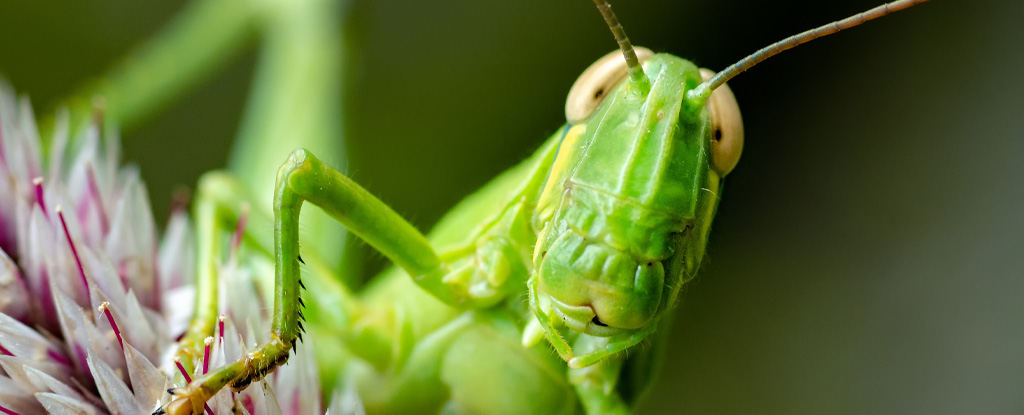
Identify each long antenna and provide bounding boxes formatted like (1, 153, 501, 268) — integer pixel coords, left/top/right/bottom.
(688, 0, 931, 102)
(593, 0, 650, 94)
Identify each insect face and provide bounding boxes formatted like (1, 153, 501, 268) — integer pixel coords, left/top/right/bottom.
(530, 52, 736, 364)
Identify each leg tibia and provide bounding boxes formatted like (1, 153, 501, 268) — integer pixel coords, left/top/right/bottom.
(163, 337, 293, 415)
(159, 149, 447, 413)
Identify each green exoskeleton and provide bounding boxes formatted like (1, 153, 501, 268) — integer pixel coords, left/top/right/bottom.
(160, 0, 931, 413)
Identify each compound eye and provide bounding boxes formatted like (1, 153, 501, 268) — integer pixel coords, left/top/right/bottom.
(566, 47, 654, 124)
(700, 68, 744, 176)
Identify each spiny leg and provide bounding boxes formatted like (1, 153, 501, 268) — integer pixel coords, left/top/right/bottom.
(162, 149, 451, 414)
(163, 173, 280, 415)
(186, 172, 360, 330)
(163, 170, 360, 415)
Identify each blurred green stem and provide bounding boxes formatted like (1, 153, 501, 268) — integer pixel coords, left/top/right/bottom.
(52, 0, 260, 135)
(230, 0, 345, 185)
(51, 0, 350, 269)
(229, 0, 349, 271)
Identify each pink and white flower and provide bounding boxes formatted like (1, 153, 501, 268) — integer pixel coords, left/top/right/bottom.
(0, 83, 354, 415)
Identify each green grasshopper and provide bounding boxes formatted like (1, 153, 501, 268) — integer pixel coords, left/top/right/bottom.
(160, 0, 932, 413)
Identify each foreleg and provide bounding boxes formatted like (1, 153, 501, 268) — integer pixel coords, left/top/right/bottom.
(161, 149, 463, 414)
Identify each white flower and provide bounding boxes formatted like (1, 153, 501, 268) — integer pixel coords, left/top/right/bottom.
(0, 83, 352, 415)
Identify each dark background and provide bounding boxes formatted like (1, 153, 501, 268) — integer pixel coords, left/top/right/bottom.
(1, 0, 1022, 413)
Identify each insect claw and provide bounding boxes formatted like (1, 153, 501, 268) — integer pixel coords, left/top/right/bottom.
(152, 409, 166, 415)
(167, 388, 179, 396)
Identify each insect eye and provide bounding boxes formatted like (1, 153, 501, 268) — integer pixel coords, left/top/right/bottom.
(700, 68, 744, 176)
(565, 47, 654, 124)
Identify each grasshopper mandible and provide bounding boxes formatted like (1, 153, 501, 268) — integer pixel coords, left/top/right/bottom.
(161, 1, 931, 413)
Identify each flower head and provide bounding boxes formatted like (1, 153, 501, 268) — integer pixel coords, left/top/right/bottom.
(0, 83, 352, 415)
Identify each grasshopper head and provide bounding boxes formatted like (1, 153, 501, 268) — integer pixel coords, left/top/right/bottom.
(528, 50, 743, 365)
(526, 0, 926, 369)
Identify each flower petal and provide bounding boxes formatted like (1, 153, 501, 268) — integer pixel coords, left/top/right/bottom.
(0, 355, 71, 393)
(104, 170, 157, 307)
(0, 374, 42, 414)
(157, 211, 193, 292)
(160, 285, 193, 342)
(45, 109, 69, 188)
(0, 247, 29, 321)
(123, 343, 166, 412)
(324, 386, 365, 415)
(23, 366, 83, 402)
(256, 379, 283, 415)
(35, 392, 99, 415)
(15, 97, 41, 179)
(53, 290, 94, 375)
(0, 310, 66, 363)
(273, 341, 321, 415)
(86, 350, 144, 415)
(122, 290, 164, 362)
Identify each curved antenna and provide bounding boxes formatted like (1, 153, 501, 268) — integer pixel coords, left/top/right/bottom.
(688, 0, 931, 102)
(592, 0, 650, 94)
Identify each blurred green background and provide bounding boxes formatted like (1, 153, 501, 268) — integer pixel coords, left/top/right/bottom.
(1, 0, 1022, 413)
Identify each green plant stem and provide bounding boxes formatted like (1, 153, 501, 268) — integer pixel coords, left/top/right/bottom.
(52, 0, 261, 137)
(230, 0, 349, 272)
